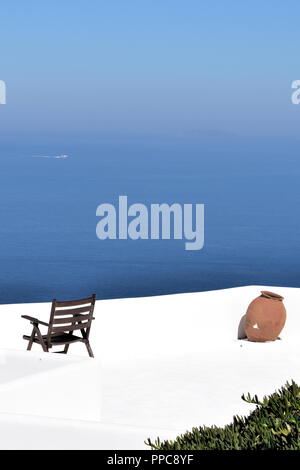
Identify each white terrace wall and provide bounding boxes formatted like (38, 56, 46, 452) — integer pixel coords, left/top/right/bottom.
(96, 285, 298, 364)
(0, 285, 298, 364)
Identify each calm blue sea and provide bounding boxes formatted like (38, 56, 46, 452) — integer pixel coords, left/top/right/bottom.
(0, 136, 299, 304)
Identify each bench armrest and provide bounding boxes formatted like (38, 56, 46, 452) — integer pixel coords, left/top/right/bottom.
(21, 315, 49, 327)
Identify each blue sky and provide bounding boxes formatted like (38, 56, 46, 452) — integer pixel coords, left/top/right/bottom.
(0, 0, 299, 138)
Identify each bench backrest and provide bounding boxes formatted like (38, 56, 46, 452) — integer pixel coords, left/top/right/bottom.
(47, 294, 96, 344)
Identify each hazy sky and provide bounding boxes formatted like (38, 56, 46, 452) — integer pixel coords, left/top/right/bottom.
(0, 0, 299, 138)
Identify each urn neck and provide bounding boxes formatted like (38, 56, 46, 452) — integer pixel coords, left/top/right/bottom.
(260, 290, 284, 301)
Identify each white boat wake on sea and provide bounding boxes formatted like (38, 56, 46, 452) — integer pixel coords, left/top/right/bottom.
(32, 154, 70, 159)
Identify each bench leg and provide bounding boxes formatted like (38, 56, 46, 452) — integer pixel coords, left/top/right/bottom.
(34, 325, 48, 352)
(27, 328, 35, 351)
(85, 341, 94, 358)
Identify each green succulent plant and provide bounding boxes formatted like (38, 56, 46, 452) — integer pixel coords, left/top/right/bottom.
(146, 381, 300, 450)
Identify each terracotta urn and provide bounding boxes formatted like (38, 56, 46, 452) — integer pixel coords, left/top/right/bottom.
(245, 291, 286, 342)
